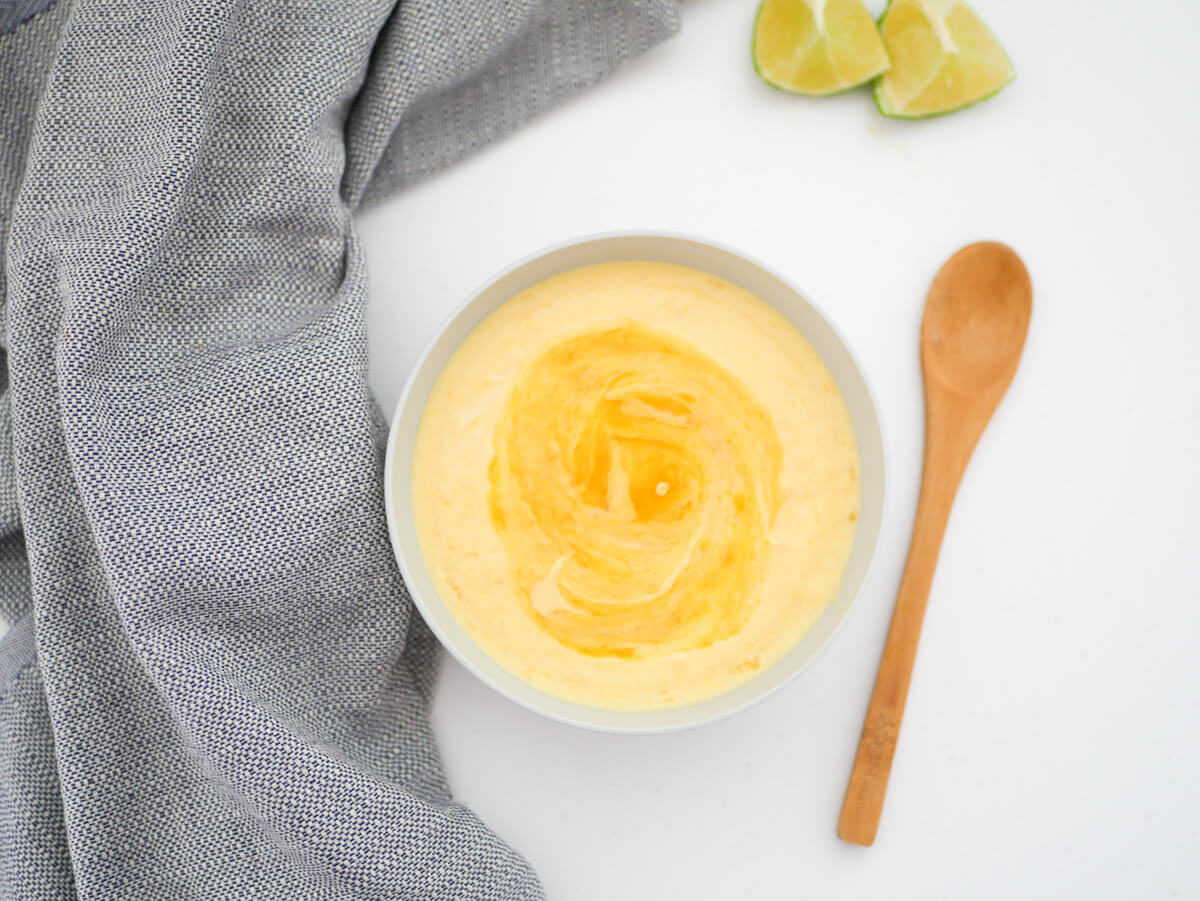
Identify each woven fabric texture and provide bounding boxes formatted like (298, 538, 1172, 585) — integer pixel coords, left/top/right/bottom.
(0, 0, 678, 896)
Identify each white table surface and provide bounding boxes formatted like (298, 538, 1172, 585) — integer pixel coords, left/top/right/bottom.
(357, 2, 1200, 897)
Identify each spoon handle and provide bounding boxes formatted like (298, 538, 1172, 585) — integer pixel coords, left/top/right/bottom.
(837, 402, 979, 846)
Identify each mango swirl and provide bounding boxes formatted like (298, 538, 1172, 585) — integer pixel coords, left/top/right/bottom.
(487, 321, 783, 659)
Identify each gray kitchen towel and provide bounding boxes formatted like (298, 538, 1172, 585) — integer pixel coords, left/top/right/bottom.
(0, 0, 678, 897)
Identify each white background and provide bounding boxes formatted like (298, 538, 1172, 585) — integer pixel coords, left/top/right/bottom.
(358, 1, 1200, 898)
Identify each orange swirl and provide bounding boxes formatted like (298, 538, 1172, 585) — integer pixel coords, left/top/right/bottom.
(487, 321, 783, 659)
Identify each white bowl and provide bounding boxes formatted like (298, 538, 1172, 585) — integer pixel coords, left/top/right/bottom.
(384, 233, 885, 733)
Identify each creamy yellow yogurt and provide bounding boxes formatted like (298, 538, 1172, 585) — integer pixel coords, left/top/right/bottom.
(411, 261, 860, 710)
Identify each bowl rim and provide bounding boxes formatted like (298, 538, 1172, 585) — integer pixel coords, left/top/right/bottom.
(383, 229, 888, 734)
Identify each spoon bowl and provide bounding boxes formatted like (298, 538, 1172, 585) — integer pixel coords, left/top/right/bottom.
(923, 242, 1032, 395)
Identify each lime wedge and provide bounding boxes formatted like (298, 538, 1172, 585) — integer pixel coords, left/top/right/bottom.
(874, 0, 1014, 118)
(753, 0, 891, 96)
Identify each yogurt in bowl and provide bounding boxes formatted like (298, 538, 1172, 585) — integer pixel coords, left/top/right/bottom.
(385, 233, 884, 732)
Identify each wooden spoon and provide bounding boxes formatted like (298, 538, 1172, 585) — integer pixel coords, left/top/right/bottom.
(837, 242, 1032, 847)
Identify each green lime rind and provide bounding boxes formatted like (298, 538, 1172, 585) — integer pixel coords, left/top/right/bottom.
(759, 64, 890, 98)
(871, 0, 1015, 120)
(752, 0, 890, 98)
(873, 69, 1014, 119)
